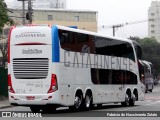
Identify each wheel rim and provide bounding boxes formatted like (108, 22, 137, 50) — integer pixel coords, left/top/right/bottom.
(85, 95, 91, 108)
(125, 94, 129, 105)
(74, 96, 82, 109)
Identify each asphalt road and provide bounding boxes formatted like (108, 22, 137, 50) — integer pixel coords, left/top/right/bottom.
(1, 84, 160, 120)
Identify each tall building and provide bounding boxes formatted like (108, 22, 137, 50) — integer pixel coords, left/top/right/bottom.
(8, 0, 66, 9)
(148, 1, 160, 42)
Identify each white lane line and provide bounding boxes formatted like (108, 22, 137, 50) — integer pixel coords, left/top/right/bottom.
(118, 100, 160, 111)
(153, 89, 160, 92)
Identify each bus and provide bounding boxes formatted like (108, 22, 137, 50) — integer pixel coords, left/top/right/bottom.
(141, 60, 154, 93)
(8, 25, 145, 112)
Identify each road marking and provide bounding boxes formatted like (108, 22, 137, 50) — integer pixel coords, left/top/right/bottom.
(118, 100, 160, 111)
(145, 96, 160, 100)
(153, 89, 160, 92)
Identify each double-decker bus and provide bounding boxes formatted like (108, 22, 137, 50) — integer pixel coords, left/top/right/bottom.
(141, 60, 154, 93)
(8, 25, 145, 112)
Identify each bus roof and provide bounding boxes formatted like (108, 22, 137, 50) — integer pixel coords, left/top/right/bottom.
(57, 25, 133, 44)
(11, 24, 134, 44)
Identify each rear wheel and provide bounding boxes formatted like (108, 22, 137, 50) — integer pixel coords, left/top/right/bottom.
(129, 95, 135, 106)
(70, 93, 83, 111)
(121, 93, 129, 106)
(84, 93, 93, 110)
(30, 106, 41, 113)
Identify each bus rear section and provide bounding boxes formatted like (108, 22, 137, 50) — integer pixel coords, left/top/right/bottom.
(8, 25, 59, 111)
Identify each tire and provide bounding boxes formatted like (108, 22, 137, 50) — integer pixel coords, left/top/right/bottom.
(134, 91, 138, 101)
(129, 96, 135, 106)
(30, 106, 41, 113)
(84, 93, 93, 110)
(121, 94, 129, 106)
(70, 93, 83, 111)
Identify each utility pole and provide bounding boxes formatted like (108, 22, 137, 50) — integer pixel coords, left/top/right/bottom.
(22, 0, 25, 25)
(112, 25, 123, 36)
(28, 0, 33, 24)
(17, 0, 27, 25)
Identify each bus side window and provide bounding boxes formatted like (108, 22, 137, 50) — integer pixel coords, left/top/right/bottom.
(76, 33, 89, 43)
(62, 33, 69, 43)
(69, 32, 74, 43)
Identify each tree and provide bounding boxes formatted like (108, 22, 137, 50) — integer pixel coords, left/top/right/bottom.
(0, 0, 14, 33)
(0, 42, 7, 67)
(134, 37, 160, 74)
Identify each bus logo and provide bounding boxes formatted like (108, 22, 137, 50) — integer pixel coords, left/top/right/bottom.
(15, 32, 46, 38)
(22, 49, 42, 54)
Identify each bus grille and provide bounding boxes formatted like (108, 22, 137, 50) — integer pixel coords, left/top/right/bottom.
(13, 58, 49, 79)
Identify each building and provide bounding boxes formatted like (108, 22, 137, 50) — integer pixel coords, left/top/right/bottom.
(8, 8, 98, 32)
(8, 0, 66, 9)
(33, 0, 67, 9)
(148, 1, 160, 42)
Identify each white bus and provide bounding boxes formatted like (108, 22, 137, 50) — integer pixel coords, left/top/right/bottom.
(8, 25, 145, 112)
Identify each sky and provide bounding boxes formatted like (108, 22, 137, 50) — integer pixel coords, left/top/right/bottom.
(4, 0, 157, 38)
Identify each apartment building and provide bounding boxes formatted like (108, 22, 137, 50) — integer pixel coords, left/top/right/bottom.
(148, 1, 160, 42)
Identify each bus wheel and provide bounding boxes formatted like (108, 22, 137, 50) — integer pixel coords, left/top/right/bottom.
(70, 93, 83, 111)
(30, 106, 41, 113)
(84, 93, 93, 109)
(121, 94, 129, 106)
(129, 94, 135, 106)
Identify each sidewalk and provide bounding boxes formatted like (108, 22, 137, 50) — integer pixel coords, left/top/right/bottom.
(0, 98, 13, 109)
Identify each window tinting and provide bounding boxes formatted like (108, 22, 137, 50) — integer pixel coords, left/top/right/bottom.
(91, 69, 137, 85)
(94, 37, 135, 61)
(133, 42, 142, 59)
(76, 33, 89, 43)
(91, 68, 110, 84)
(59, 29, 135, 61)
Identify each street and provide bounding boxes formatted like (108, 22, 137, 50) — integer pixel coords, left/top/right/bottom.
(0, 84, 160, 119)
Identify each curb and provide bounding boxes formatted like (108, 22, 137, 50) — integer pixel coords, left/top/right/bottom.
(0, 105, 15, 109)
